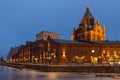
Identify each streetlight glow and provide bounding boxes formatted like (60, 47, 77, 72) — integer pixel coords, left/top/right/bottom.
(92, 50, 95, 53)
(62, 50, 66, 58)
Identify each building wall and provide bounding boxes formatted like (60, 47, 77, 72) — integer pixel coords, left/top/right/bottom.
(45, 38, 120, 64)
(101, 44, 120, 64)
(46, 38, 102, 64)
(10, 37, 120, 64)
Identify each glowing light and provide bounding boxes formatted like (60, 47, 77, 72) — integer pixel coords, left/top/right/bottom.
(103, 50, 105, 54)
(102, 55, 104, 57)
(91, 50, 95, 53)
(62, 50, 66, 58)
(75, 56, 78, 58)
(35, 58, 38, 61)
(114, 55, 118, 58)
(82, 56, 85, 59)
(99, 56, 101, 58)
(90, 56, 92, 58)
(54, 55, 56, 58)
(107, 54, 110, 57)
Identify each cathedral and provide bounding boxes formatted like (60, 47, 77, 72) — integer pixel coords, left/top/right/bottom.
(9, 6, 120, 65)
(71, 6, 106, 42)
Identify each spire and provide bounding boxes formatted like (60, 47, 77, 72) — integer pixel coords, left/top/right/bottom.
(84, 6, 92, 18)
(86, 6, 90, 10)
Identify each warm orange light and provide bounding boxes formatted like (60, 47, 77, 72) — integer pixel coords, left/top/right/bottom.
(107, 54, 110, 57)
(92, 50, 95, 53)
(114, 51, 116, 56)
(75, 56, 78, 58)
(102, 55, 104, 57)
(90, 56, 92, 58)
(54, 55, 56, 58)
(25, 58, 28, 60)
(114, 55, 118, 58)
(35, 58, 38, 61)
(62, 54, 66, 58)
(62, 50, 66, 58)
(107, 52, 110, 57)
(103, 50, 105, 54)
(82, 56, 85, 59)
(99, 56, 101, 58)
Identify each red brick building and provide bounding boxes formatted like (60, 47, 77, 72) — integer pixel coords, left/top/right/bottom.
(11, 36, 120, 65)
(10, 7, 120, 65)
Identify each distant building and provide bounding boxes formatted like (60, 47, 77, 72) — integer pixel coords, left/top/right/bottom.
(36, 31, 60, 40)
(0, 57, 4, 62)
(7, 47, 19, 62)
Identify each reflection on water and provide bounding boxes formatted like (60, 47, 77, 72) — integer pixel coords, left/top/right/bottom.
(0, 66, 118, 80)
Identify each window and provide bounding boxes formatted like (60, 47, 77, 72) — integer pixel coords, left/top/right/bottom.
(62, 49, 66, 58)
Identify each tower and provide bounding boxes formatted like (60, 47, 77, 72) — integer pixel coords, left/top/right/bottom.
(71, 6, 106, 42)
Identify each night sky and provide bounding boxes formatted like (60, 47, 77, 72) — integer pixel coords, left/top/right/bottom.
(0, 0, 120, 58)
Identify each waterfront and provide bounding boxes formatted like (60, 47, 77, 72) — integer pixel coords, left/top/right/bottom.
(0, 66, 119, 80)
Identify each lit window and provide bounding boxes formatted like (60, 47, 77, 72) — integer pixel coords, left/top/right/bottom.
(62, 50, 66, 58)
(103, 50, 105, 54)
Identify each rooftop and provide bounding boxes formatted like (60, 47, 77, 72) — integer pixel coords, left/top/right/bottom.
(52, 39, 120, 45)
(36, 31, 60, 36)
(52, 39, 96, 44)
(97, 41, 120, 44)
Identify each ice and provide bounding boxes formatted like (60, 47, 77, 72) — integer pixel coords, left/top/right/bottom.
(0, 66, 117, 80)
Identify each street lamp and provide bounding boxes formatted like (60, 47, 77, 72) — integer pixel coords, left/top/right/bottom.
(92, 50, 95, 53)
(91, 50, 95, 64)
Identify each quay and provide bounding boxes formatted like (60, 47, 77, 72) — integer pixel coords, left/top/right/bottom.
(0, 62, 120, 73)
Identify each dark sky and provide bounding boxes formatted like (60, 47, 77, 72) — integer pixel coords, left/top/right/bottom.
(0, 0, 120, 58)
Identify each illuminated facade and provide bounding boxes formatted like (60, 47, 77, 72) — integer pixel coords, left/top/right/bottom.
(11, 37, 120, 64)
(9, 7, 120, 65)
(71, 6, 106, 42)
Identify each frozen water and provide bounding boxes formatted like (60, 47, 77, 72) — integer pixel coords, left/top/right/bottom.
(0, 66, 118, 80)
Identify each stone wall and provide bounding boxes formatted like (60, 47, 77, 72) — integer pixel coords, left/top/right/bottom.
(1, 63, 120, 73)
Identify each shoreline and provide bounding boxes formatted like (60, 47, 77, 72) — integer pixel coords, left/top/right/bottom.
(0, 62, 120, 73)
